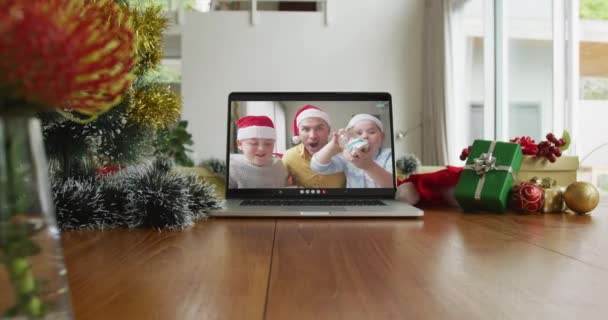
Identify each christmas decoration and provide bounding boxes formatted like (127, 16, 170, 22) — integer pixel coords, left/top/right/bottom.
(40, 1, 178, 179)
(200, 158, 227, 178)
(454, 140, 523, 212)
(396, 154, 420, 177)
(527, 177, 565, 213)
(459, 145, 472, 161)
(543, 187, 565, 213)
(0, 0, 136, 118)
(131, 5, 170, 75)
(517, 155, 579, 187)
(52, 159, 221, 231)
(460, 131, 571, 163)
(53, 178, 115, 230)
(510, 131, 570, 163)
(291, 105, 331, 144)
(510, 182, 545, 213)
(129, 85, 181, 129)
(396, 166, 462, 206)
(1, 0, 136, 318)
(563, 182, 600, 214)
(37, 1, 221, 235)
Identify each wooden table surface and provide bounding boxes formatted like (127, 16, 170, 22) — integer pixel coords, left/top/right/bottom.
(59, 204, 608, 320)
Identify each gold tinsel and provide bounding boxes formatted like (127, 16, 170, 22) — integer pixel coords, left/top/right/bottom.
(131, 5, 169, 74)
(129, 86, 181, 129)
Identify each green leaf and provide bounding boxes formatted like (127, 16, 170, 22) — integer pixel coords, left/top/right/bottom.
(559, 130, 571, 151)
(4, 306, 19, 317)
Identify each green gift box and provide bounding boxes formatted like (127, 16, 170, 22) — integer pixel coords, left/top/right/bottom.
(455, 140, 523, 212)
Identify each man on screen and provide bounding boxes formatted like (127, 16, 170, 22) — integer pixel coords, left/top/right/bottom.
(282, 105, 346, 188)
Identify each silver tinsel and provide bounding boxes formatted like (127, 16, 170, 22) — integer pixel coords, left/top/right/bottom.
(396, 153, 421, 176)
(52, 159, 222, 231)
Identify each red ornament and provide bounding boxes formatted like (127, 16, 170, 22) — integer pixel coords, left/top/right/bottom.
(510, 182, 544, 213)
(96, 165, 126, 177)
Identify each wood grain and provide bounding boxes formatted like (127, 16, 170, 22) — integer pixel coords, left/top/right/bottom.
(7, 203, 608, 320)
(265, 208, 608, 320)
(61, 219, 276, 320)
(461, 202, 608, 270)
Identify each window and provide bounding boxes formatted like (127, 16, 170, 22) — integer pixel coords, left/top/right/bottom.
(452, 0, 607, 196)
(205, 1, 319, 12)
(452, 0, 563, 162)
(578, 0, 608, 195)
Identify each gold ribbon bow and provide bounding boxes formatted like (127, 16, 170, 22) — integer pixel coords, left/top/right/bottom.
(529, 176, 557, 189)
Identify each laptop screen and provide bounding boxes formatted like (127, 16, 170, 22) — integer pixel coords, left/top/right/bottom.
(226, 92, 395, 199)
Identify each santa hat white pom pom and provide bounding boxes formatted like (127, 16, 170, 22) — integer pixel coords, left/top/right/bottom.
(395, 182, 420, 205)
(292, 136, 301, 144)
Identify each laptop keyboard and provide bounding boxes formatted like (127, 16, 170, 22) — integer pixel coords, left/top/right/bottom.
(240, 199, 386, 206)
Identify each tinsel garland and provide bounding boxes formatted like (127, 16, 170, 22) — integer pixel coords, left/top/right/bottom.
(131, 5, 169, 75)
(396, 153, 420, 176)
(200, 158, 227, 177)
(52, 158, 222, 231)
(41, 102, 155, 169)
(128, 85, 181, 129)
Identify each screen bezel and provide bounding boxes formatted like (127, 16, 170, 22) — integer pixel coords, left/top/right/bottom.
(225, 92, 396, 199)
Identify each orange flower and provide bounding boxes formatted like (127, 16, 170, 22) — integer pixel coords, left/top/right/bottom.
(0, 0, 136, 116)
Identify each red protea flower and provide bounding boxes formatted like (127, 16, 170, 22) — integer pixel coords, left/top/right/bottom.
(0, 0, 136, 116)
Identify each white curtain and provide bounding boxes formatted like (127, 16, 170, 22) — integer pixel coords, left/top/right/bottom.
(421, 0, 463, 165)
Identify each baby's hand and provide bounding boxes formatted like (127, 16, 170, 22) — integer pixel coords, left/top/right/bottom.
(328, 129, 347, 153)
(344, 147, 374, 170)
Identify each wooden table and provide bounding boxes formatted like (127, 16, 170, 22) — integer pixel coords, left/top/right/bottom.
(60, 204, 608, 320)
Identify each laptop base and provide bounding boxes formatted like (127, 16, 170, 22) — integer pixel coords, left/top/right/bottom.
(210, 199, 424, 217)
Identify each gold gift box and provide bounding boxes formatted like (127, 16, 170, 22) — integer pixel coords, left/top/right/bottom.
(516, 155, 579, 187)
(543, 187, 565, 213)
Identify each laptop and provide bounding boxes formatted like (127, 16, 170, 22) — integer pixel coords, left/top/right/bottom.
(209, 92, 423, 217)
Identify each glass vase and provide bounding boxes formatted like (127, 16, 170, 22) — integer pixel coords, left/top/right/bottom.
(0, 116, 73, 319)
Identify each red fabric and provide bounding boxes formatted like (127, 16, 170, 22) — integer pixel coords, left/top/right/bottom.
(398, 166, 463, 205)
(236, 115, 275, 129)
(292, 105, 323, 139)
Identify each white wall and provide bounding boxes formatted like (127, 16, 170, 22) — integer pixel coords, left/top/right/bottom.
(181, 0, 424, 161)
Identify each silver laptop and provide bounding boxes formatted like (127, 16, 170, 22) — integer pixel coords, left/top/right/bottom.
(210, 92, 423, 217)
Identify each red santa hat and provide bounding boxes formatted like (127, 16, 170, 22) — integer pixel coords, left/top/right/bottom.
(347, 113, 384, 132)
(396, 166, 463, 206)
(236, 115, 276, 140)
(291, 105, 331, 144)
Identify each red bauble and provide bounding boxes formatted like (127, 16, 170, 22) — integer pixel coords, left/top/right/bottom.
(96, 165, 126, 177)
(510, 182, 544, 213)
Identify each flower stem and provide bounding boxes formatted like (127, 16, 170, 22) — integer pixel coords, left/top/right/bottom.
(1, 117, 46, 319)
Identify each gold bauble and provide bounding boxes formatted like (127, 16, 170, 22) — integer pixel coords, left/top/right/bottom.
(563, 182, 600, 214)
